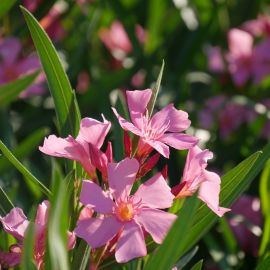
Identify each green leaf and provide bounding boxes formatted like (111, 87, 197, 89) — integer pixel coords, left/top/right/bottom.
(0, 0, 17, 17)
(0, 71, 39, 106)
(0, 186, 14, 215)
(21, 6, 81, 137)
(190, 259, 203, 270)
(0, 127, 49, 173)
(256, 254, 270, 270)
(21, 210, 38, 270)
(144, 195, 199, 270)
(71, 240, 90, 270)
(259, 159, 270, 256)
(147, 60, 165, 117)
(46, 173, 71, 270)
(0, 139, 51, 197)
(179, 142, 270, 257)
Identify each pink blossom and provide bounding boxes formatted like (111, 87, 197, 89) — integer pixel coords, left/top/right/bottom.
(99, 21, 132, 57)
(0, 37, 45, 98)
(226, 29, 253, 86)
(207, 46, 225, 73)
(75, 158, 176, 263)
(23, 0, 44, 12)
(39, 116, 111, 178)
(0, 201, 76, 269)
(229, 195, 262, 256)
(112, 89, 198, 158)
(252, 38, 270, 84)
(76, 71, 90, 93)
(242, 15, 270, 37)
(172, 146, 230, 217)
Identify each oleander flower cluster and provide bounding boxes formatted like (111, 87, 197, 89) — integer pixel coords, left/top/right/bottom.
(0, 89, 230, 268)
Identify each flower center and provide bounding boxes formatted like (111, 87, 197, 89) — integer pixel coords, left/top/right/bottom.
(116, 202, 134, 221)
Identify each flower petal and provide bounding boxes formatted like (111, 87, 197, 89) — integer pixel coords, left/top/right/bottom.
(112, 107, 142, 136)
(135, 173, 174, 209)
(135, 208, 176, 244)
(76, 117, 111, 149)
(126, 89, 152, 129)
(0, 208, 29, 241)
(108, 158, 139, 199)
(159, 133, 198, 151)
(0, 38, 21, 64)
(144, 139, 170, 158)
(150, 104, 191, 132)
(75, 217, 121, 248)
(0, 246, 21, 267)
(35, 200, 50, 226)
(199, 170, 231, 217)
(115, 221, 146, 263)
(80, 180, 114, 214)
(39, 135, 94, 175)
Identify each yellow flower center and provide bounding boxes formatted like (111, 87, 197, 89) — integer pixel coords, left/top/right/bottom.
(116, 202, 134, 222)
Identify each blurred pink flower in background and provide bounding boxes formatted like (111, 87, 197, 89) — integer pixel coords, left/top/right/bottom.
(172, 146, 230, 217)
(0, 37, 46, 98)
(75, 158, 176, 263)
(229, 195, 262, 256)
(76, 71, 90, 93)
(23, 0, 44, 12)
(0, 201, 76, 269)
(99, 21, 146, 61)
(261, 99, 270, 139)
(207, 46, 225, 73)
(242, 15, 270, 37)
(130, 70, 146, 87)
(226, 29, 253, 86)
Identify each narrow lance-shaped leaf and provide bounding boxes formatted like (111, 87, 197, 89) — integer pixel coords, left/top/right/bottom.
(0, 186, 14, 215)
(147, 60, 165, 117)
(0, 71, 39, 106)
(190, 260, 203, 270)
(0, 127, 49, 173)
(20, 6, 81, 137)
(145, 195, 199, 270)
(0, 140, 51, 197)
(179, 141, 270, 257)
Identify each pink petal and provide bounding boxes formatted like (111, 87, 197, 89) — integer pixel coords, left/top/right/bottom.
(183, 146, 213, 186)
(0, 246, 21, 267)
(16, 55, 41, 75)
(35, 200, 50, 227)
(39, 135, 94, 175)
(76, 117, 111, 149)
(159, 133, 198, 150)
(80, 180, 114, 214)
(135, 208, 176, 244)
(126, 89, 152, 129)
(112, 107, 142, 136)
(0, 208, 29, 241)
(108, 158, 139, 199)
(150, 104, 191, 132)
(75, 217, 122, 248)
(0, 38, 21, 64)
(199, 170, 231, 217)
(67, 231, 76, 250)
(115, 221, 146, 263)
(228, 29, 253, 56)
(144, 139, 170, 158)
(134, 173, 174, 209)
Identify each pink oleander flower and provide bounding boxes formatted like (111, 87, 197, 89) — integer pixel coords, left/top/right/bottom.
(226, 28, 253, 86)
(172, 146, 230, 217)
(207, 46, 225, 73)
(252, 38, 270, 84)
(219, 103, 256, 139)
(99, 21, 146, 61)
(75, 158, 176, 263)
(76, 71, 90, 93)
(23, 0, 44, 12)
(39, 116, 111, 178)
(242, 15, 270, 37)
(0, 201, 76, 269)
(0, 37, 45, 98)
(229, 195, 262, 256)
(112, 89, 198, 158)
